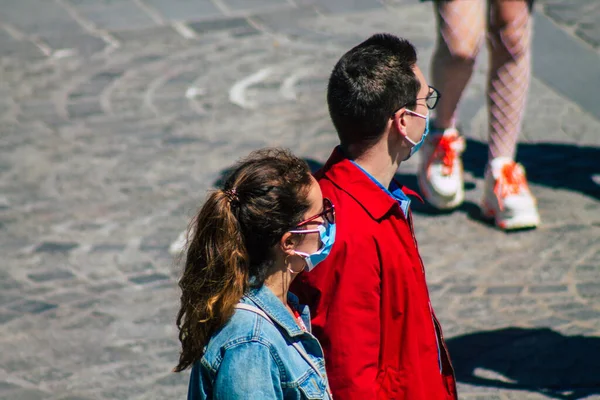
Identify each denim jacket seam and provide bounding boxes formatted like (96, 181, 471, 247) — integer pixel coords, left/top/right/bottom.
(200, 355, 217, 377)
(223, 337, 288, 382)
(246, 291, 304, 338)
(280, 368, 315, 389)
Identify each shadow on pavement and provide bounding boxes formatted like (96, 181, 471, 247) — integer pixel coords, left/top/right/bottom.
(461, 139, 600, 201)
(447, 327, 600, 400)
(396, 139, 599, 219)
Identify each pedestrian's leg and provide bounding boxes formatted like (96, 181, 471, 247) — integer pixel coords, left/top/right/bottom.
(431, 0, 485, 129)
(487, 0, 533, 160)
(482, 0, 539, 230)
(419, 0, 485, 210)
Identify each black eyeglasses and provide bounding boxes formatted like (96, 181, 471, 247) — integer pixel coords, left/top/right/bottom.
(418, 86, 441, 110)
(391, 86, 441, 117)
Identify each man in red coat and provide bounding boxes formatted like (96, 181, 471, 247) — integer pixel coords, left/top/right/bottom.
(292, 34, 457, 399)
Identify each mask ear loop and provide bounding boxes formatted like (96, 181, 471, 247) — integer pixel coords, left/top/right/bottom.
(286, 253, 306, 274)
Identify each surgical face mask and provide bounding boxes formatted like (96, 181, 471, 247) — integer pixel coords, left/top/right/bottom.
(289, 221, 336, 271)
(403, 109, 429, 160)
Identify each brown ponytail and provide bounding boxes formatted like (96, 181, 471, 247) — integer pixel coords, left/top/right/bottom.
(174, 189, 248, 372)
(174, 148, 312, 372)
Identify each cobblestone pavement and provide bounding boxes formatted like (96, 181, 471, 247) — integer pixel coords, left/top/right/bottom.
(1, 1, 599, 399)
(537, 0, 600, 50)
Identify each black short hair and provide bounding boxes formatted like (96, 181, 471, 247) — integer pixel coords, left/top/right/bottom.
(327, 33, 420, 153)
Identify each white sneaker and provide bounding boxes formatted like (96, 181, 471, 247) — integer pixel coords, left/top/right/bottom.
(481, 157, 540, 230)
(417, 127, 466, 210)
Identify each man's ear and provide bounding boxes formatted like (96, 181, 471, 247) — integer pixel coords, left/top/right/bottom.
(392, 108, 409, 139)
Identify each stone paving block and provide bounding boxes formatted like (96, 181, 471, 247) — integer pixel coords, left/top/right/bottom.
(128, 273, 170, 285)
(99, 385, 149, 400)
(0, 31, 44, 60)
(42, 33, 107, 57)
(155, 372, 189, 386)
(0, 382, 18, 392)
(0, 389, 48, 400)
(485, 286, 524, 295)
(70, 69, 125, 99)
(8, 300, 58, 314)
(427, 283, 444, 293)
(111, 26, 188, 47)
(298, 0, 382, 14)
(88, 282, 125, 293)
(574, 263, 600, 282)
(577, 24, 600, 49)
(528, 284, 569, 294)
(64, 311, 116, 330)
(223, 0, 289, 12)
(90, 243, 126, 252)
(565, 309, 600, 321)
(544, 4, 584, 27)
(144, 0, 224, 21)
(18, 100, 64, 126)
(531, 316, 570, 328)
(0, 311, 20, 324)
(45, 291, 88, 305)
(67, 100, 105, 119)
(34, 241, 79, 254)
(0, 291, 21, 305)
(447, 285, 478, 294)
(0, 0, 81, 35)
(67, 0, 131, 6)
(550, 301, 588, 313)
(187, 16, 258, 35)
(249, 5, 322, 38)
(576, 282, 600, 300)
(75, 3, 157, 31)
(27, 269, 75, 283)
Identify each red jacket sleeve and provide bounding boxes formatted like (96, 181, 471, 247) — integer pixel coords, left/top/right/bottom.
(317, 235, 381, 399)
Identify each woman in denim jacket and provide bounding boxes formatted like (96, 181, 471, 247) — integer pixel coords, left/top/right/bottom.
(175, 149, 335, 399)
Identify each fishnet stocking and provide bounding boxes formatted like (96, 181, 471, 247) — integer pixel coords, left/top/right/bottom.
(431, 0, 533, 161)
(487, 0, 533, 160)
(431, 0, 485, 129)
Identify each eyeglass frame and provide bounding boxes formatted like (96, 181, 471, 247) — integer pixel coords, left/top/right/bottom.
(293, 198, 335, 229)
(390, 86, 441, 117)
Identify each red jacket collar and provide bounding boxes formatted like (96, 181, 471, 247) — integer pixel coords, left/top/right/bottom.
(317, 148, 420, 221)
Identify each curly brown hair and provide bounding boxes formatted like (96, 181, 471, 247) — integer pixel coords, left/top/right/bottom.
(174, 148, 313, 372)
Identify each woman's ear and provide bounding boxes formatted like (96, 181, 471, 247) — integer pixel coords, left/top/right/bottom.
(279, 232, 297, 256)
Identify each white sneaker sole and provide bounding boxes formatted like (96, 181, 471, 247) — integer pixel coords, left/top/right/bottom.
(417, 170, 464, 210)
(481, 201, 540, 230)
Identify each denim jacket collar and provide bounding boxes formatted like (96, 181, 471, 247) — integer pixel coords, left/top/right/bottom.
(243, 285, 310, 338)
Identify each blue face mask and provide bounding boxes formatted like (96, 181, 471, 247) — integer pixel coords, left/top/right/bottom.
(289, 221, 336, 271)
(403, 109, 429, 160)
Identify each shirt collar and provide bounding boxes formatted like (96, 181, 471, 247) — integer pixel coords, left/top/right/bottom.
(319, 147, 421, 221)
(243, 285, 308, 338)
(349, 159, 413, 217)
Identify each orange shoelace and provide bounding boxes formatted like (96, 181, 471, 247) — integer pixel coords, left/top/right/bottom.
(494, 162, 529, 210)
(428, 133, 464, 177)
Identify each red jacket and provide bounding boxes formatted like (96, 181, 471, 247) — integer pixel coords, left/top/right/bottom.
(292, 149, 456, 399)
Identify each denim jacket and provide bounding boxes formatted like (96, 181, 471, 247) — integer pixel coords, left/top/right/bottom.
(188, 285, 332, 399)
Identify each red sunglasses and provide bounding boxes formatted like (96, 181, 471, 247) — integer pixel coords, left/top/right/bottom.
(296, 198, 335, 228)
